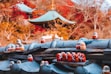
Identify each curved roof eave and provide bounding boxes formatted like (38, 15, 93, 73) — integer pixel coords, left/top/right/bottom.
(16, 3, 34, 13)
(0, 60, 10, 71)
(18, 61, 39, 72)
(28, 11, 76, 24)
(57, 12, 76, 24)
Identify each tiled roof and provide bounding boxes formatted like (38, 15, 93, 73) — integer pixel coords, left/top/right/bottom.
(28, 10, 75, 24)
(16, 3, 34, 13)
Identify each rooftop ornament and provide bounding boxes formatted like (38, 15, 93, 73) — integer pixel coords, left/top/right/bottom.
(51, 0, 56, 10)
(17, 60, 21, 64)
(15, 39, 25, 52)
(9, 61, 15, 67)
(92, 32, 98, 39)
(102, 65, 110, 74)
(40, 60, 49, 66)
(76, 41, 86, 50)
(27, 54, 33, 62)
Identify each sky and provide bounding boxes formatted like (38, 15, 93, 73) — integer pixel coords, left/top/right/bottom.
(101, 0, 111, 11)
(71, 0, 111, 12)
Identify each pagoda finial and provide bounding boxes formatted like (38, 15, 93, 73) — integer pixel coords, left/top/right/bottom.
(51, 0, 56, 10)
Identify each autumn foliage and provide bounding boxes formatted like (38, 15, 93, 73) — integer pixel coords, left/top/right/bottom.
(23, 0, 36, 8)
(0, 0, 111, 46)
(12, 6, 28, 19)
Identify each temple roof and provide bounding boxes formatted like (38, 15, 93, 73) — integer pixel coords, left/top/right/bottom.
(18, 61, 39, 72)
(16, 3, 34, 13)
(0, 60, 10, 71)
(28, 10, 75, 24)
